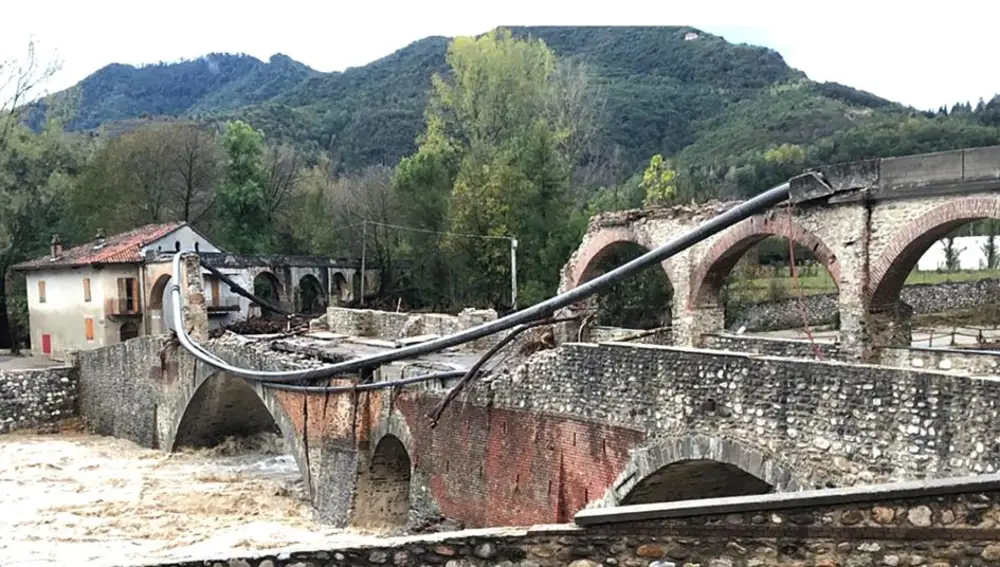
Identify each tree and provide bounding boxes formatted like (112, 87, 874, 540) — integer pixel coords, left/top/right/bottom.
(216, 120, 272, 253)
(0, 41, 76, 349)
(641, 154, 677, 207)
(397, 27, 586, 309)
(942, 236, 964, 272)
(169, 122, 223, 223)
(262, 143, 301, 224)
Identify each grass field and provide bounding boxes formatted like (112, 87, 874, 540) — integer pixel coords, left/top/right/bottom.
(729, 266, 1000, 303)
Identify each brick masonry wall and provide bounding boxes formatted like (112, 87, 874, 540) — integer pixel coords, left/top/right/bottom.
(728, 277, 1000, 332)
(134, 483, 1000, 567)
(392, 394, 645, 527)
(0, 366, 77, 434)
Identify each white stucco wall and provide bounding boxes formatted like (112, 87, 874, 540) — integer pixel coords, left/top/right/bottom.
(142, 225, 222, 256)
(26, 264, 142, 359)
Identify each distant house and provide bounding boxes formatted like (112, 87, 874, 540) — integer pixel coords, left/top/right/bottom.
(11, 222, 229, 359)
(13, 222, 367, 360)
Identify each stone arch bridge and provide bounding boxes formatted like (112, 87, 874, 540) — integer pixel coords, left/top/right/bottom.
(561, 145, 1000, 359)
(77, 328, 1000, 530)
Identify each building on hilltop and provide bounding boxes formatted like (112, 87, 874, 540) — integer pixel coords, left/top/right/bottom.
(12, 222, 369, 360)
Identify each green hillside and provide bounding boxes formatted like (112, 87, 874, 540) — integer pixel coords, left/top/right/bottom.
(30, 26, 1000, 189)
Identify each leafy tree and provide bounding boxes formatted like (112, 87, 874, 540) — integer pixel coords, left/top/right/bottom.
(67, 120, 223, 239)
(0, 41, 78, 349)
(216, 120, 272, 253)
(396, 28, 588, 309)
(981, 219, 1000, 270)
(942, 236, 964, 272)
(640, 154, 677, 207)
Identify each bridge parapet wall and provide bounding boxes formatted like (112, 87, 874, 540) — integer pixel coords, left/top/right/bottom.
(135, 474, 1000, 567)
(452, 342, 1000, 491)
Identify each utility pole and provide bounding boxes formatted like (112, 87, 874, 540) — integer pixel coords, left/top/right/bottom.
(360, 220, 367, 306)
(510, 237, 518, 311)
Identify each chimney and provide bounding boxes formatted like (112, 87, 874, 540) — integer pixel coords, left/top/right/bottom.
(50, 234, 62, 260)
(94, 228, 106, 249)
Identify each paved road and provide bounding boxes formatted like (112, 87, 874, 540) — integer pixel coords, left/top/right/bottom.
(0, 353, 65, 370)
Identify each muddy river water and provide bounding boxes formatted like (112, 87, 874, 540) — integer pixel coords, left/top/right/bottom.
(0, 430, 383, 566)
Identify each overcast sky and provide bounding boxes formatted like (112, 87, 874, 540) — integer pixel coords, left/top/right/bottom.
(3, 0, 998, 112)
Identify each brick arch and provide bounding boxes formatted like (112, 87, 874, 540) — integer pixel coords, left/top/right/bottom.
(352, 414, 415, 531)
(688, 213, 841, 308)
(600, 434, 809, 507)
(563, 226, 675, 292)
(870, 197, 1000, 309)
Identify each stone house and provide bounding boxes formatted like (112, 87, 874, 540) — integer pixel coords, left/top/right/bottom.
(11, 222, 236, 360)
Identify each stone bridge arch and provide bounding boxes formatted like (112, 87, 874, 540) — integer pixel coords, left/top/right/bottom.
(869, 197, 1000, 347)
(685, 212, 842, 341)
(560, 225, 680, 335)
(601, 434, 809, 507)
(159, 364, 311, 496)
(352, 410, 418, 531)
(868, 197, 1000, 306)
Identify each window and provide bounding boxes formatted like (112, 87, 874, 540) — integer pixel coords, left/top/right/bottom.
(84, 317, 94, 341)
(116, 277, 140, 313)
(83, 278, 91, 302)
(37, 281, 46, 303)
(210, 277, 220, 307)
(174, 241, 180, 252)
(194, 242, 200, 252)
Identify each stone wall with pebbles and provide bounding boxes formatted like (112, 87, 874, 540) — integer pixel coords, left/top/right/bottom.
(727, 277, 1000, 333)
(0, 365, 77, 433)
(138, 476, 1000, 567)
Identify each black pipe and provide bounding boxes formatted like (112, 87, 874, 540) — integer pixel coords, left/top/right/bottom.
(200, 261, 292, 316)
(258, 182, 792, 381)
(171, 181, 791, 383)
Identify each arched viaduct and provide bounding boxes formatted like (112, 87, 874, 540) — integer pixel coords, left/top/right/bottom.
(560, 145, 1000, 359)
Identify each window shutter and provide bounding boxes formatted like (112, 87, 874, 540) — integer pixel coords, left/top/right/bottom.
(38, 281, 46, 303)
(83, 278, 91, 302)
(84, 318, 94, 341)
(117, 278, 126, 312)
(130, 278, 140, 312)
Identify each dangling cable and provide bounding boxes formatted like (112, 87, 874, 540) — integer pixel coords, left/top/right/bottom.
(786, 204, 824, 361)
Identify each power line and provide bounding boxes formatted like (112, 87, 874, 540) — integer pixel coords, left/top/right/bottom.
(361, 219, 515, 242)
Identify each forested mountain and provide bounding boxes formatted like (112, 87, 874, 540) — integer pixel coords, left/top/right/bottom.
(33, 26, 964, 183)
(5, 26, 1000, 350)
(28, 52, 318, 131)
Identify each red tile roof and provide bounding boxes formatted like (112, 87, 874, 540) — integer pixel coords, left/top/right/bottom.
(13, 222, 184, 271)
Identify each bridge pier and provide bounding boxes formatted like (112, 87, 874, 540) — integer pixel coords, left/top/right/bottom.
(674, 305, 724, 347)
(865, 300, 914, 357)
(180, 253, 209, 341)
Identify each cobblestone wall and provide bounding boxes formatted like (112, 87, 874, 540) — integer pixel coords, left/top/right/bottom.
(702, 333, 842, 359)
(326, 307, 505, 349)
(729, 277, 1000, 332)
(137, 476, 1000, 567)
(0, 366, 77, 433)
(452, 342, 1000, 492)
